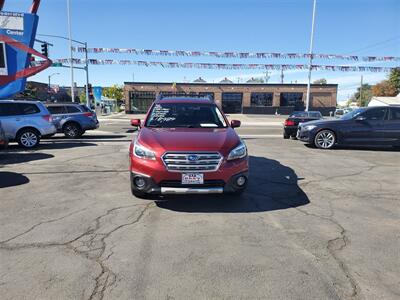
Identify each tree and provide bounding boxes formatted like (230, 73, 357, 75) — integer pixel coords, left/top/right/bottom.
(102, 84, 123, 101)
(371, 68, 400, 97)
(372, 80, 397, 97)
(313, 78, 327, 84)
(79, 93, 87, 104)
(351, 84, 373, 107)
(388, 67, 400, 94)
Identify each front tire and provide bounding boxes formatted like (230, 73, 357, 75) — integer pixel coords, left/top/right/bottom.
(63, 123, 82, 138)
(283, 133, 290, 139)
(17, 129, 40, 148)
(314, 130, 336, 149)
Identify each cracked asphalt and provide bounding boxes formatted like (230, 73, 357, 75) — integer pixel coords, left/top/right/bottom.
(0, 122, 399, 300)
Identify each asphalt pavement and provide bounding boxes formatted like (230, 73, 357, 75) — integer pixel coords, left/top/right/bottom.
(0, 120, 399, 300)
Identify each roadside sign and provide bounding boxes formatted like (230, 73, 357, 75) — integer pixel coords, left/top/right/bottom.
(0, 9, 51, 98)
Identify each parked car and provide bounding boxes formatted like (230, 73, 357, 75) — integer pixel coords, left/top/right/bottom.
(129, 97, 248, 198)
(0, 100, 56, 148)
(283, 111, 323, 139)
(334, 109, 345, 118)
(0, 121, 9, 149)
(46, 103, 99, 138)
(297, 106, 400, 149)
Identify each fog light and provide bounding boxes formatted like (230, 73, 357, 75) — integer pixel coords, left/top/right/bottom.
(134, 177, 146, 188)
(236, 176, 246, 187)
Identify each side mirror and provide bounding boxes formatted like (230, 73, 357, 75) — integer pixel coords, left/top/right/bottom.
(230, 120, 241, 128)
(131, 119, 141, 127)
(355, 116, 366, 121)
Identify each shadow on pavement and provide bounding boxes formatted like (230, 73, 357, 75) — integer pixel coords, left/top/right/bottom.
(0, 172, 29, 188)
(32, 142, 97, 150)
(156, 156, 309, 213)
(0, 152, 54, 165)
(3, 142, 96, 151)
(47, 134, 127, 140)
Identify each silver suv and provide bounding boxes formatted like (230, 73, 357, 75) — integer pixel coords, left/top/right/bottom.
(0, 100, 56, 148)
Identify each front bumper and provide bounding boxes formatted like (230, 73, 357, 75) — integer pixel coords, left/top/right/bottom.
(296, 126, 314, 143)
(130, 168, 249, 195)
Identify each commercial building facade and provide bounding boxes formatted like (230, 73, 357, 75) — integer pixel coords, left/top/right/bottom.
(124, 82, 338, 115)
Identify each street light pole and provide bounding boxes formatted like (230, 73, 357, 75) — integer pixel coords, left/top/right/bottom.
(84, 42, 90, 108)
(48, 73, 60, 90)
(305, 0, 317, 111)
(360, 75, 363, 105)
(66, 0, 75, 102)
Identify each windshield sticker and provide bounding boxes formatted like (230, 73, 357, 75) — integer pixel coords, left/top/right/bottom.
(151, 104, 176, 123)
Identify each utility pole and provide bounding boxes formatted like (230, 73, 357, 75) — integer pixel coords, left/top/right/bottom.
(66, 0, 75, 102)
(305, 0, 317, 111)
(360, 75, 363, 106)
(280, 69, 284, 83)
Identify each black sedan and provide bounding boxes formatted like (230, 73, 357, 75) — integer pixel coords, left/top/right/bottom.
(297, 106, 400, 149)
(283, 111, 323, 139)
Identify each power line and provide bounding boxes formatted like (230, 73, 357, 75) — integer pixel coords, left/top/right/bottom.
(346, 36, 400, 55)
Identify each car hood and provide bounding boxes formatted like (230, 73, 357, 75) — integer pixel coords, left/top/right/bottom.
(137, 127, 241, 155)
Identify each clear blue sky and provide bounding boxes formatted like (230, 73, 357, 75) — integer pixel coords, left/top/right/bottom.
(4, 0, 400, 103)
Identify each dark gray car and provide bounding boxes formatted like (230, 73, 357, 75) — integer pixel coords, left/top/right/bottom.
(297, 106, 400, 149)
(0, 121, 9, 149)
(46, 103, 99, 138)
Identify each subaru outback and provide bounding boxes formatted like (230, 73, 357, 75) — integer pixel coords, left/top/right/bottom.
(129, 97, 249, 197)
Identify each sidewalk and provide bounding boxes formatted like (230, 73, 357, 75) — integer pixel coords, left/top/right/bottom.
(98, 113, 286, 126)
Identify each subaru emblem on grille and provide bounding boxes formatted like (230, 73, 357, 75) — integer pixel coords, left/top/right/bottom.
(187, 154, 199, 162)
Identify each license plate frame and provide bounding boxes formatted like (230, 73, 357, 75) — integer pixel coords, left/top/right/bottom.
(181, 173, 204, 185)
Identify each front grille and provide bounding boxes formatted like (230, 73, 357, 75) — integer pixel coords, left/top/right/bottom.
(162, 152, 222, 172)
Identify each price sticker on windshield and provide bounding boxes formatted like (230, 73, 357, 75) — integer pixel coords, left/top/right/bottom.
(182, 173, 204, 185)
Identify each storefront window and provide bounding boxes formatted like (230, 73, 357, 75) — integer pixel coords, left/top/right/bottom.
(198, 92, 214, 100)
(250, 93, 273, 106)
(222, 93, 243, 113)
(129, 91, 156, 113)
(280, 93, 304, 108)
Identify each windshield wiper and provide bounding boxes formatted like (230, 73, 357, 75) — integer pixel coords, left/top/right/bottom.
(147, 124, 162, 128)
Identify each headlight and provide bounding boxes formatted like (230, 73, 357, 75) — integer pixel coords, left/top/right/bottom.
(133, 141, 156, 160)
(227, 141, 247, 161)
(304, 125, 317, 131)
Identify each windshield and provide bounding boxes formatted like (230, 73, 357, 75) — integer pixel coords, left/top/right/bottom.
(289, 111, 308, 118)
(308, 112, 322, 118)
(145, 103, 228, 128)
(340, 108, 366, 120)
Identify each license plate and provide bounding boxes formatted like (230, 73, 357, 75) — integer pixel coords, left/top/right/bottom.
(182, 173, 204, 185)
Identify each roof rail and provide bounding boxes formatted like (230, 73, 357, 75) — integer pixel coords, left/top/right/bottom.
(156, 93, 214, 101)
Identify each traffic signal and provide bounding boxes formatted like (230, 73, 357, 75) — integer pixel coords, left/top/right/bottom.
(88, 84, 93, 97)
(41, 43, 48, 57)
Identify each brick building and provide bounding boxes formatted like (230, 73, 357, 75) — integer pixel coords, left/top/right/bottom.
(124, 82, 338, 115)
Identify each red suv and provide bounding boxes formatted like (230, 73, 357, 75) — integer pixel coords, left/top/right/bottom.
(129, 97, 249, 197)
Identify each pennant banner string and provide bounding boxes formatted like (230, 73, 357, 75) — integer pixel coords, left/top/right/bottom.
(49, 58, 396, 72)
(72, 47, 400, 62)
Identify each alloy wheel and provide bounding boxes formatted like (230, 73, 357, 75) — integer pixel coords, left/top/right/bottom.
(315, 130, 335, 149)
(65, 124, 80, 138)
(20, 132, 38, 148)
